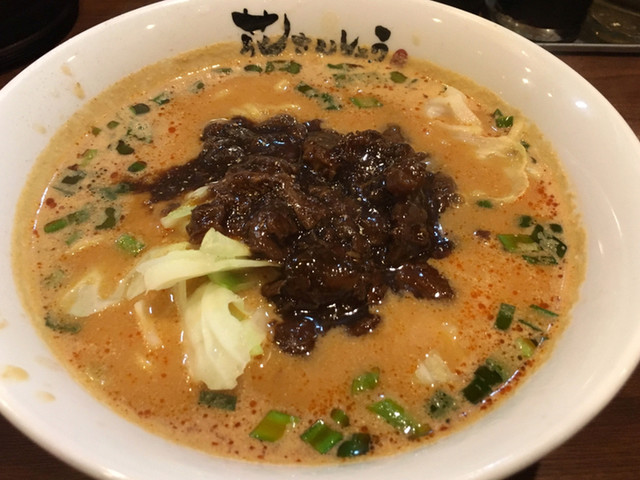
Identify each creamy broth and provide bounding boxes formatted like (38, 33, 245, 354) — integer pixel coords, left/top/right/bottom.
(13, 42, 585, 463)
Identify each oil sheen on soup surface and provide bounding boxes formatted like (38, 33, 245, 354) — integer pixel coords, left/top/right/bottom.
(14, 42, 585, 464)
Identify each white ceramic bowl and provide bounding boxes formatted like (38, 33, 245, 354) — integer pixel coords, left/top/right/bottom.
(1, 1, 639, 479)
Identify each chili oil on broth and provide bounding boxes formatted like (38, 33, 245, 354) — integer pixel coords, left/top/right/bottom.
(13, 42, 585, 464)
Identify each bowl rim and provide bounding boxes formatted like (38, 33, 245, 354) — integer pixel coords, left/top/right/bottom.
(1, 1, 640, 479)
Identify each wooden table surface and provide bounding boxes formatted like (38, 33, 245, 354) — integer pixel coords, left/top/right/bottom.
(1, 1, 639, 479)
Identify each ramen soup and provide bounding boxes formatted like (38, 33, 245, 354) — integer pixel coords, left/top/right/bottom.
(13, 42, 585, 463)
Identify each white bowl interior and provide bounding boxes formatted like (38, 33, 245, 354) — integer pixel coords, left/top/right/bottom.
(1, 1, 640, 479)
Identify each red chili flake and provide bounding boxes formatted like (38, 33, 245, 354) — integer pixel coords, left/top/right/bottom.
(390, 49, 408, 67)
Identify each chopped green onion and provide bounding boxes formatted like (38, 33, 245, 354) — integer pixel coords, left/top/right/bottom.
(45, 312, 81, 334)
(107, 120, 120, 129)
(95, 207, 117, 230)
(127, 160, 147, 173)
(553, 238, 567, 258)
(296, 82, 314, 95)
(520, 139, 531, 150)
(198, 390, 237, 411)
(497, 233, 538, 253)
(522, 255, 557, 265)
(116, 140, 135, 155)
(80, 148, 98, 166)
(213, 67, 232, 74)
(493, 109, 513, 128)
(100, 182, 131, 200)
(516, 337, 537, 358)
(476, 199, 493, 209)
(530, 304, 558, 317)
(151, 92, 171, 105)
(190, 81, 205, 93)
(530, 224, 567, 258)
(337, 433, 371, 458)
(499, 221, 567, 265)
(390, 71, 408, 83)
(351, 368, 380, 394)
(462, 361, 505, 404)
(475, 364, 504, 386)
(518, 319, 543, 332)
(53, 168, 88, 196)
(44, 207, 90, 234)
(250, 410, 298, 442)
(427, 390, 456, 419)
(66, 208, 90, 225)
(330, 408, 350, 427)
(300, 420, 343, 454)
(91, 126, 101, 136)
(244, 64, 263, 73)
(115, 234, 145, 256)
(496, 115, 513, 128)
(529, 224, 545, 243)
(43, 269, 65, 288)
(65, 230, 82, 246)
(295, 82, 340, 110)
(130, 103, 150, 115)
(368, 398, 431, 438)
(283, 61, 301, 74)
(61, 170, 86, 186)
(43, 217, 69, 233)
(350, 95, 383, 109)
(319, 93, 340, 110)
(126, 122, 152, 143)
(462, 377, 492, 404)
(518, 215, 534, 228)
(265, 60, 301, 74)
(494, 303, 515, 330)
(484, 357, 511, 382)
(332, 73, 348, 87)
(327, 63, 361, 71)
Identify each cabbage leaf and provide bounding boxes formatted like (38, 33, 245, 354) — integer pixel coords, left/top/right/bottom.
(133, 229, 273, 291)
(182, 281, 265, 390)
(414, 351, 454, 387)
(60, 228, 276, 390)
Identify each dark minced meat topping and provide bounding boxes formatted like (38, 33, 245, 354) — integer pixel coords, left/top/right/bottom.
(132, 114, 458, 355)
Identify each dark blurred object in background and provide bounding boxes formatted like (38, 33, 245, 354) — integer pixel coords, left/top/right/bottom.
(485, 0, 594, 42)
(0, 0, 79, 71)
(433, 0, 486, 14)
(585, 0, 640, 42)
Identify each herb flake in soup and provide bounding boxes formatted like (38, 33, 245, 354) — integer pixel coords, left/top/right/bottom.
(13, 40, 585, 464)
